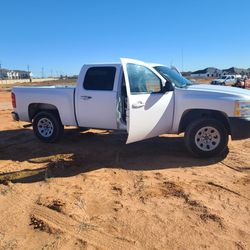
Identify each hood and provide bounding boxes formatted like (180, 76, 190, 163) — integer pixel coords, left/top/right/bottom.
(186, 84, 250, 100)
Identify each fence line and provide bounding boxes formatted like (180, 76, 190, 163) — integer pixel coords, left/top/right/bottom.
(0, 78, 58, 85)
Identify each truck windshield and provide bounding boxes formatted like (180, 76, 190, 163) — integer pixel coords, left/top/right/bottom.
(154, 66, 193, 88)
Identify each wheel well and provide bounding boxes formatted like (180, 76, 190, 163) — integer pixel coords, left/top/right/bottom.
(179, 109, 231, 134)
(28, 103, 61, 121)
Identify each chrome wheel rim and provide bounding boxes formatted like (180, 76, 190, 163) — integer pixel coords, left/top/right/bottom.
(37, 118, 54, 137)
(195, 126, 220, 151)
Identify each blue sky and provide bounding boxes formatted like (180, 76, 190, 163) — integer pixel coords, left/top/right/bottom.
(1, 0, 249, 77)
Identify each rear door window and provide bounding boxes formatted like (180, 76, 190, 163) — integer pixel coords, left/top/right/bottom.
(83, 67, 116, 91)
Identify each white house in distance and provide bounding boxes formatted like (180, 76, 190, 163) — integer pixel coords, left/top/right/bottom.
(191, 67, 222, 78)
(0, 69, 32, 79)
(191, 67, 250, 78)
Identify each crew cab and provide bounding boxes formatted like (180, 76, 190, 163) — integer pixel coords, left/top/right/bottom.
(11, 58, 250, 157)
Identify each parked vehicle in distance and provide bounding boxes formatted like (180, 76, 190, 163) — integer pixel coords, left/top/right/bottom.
(11, 58, 250, 157)
(244, 78, 250, 88)
(211, 75, 241, 86)
(234, 78, 246, 88)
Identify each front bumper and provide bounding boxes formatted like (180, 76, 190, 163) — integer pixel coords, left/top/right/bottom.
(11, 112, 19, 121)
(229, 117, 250, 140)
(211, 81, 223, 85)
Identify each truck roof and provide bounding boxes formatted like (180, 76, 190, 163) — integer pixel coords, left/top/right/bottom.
(83, 62, 163, 67)
(84, 63, 121, 67)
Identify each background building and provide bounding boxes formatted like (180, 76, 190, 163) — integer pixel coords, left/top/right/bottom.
(191, 68, 222, 78)
(0, 69, 32, 79)
(190, 67, 250, 78)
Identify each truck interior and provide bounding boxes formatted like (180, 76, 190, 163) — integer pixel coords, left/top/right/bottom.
(119, 74, 127, 126)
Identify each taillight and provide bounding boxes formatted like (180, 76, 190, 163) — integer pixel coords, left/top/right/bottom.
(11, 92, 16, 108)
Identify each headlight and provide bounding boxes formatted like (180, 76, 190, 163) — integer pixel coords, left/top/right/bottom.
(234, 101, 250, 117)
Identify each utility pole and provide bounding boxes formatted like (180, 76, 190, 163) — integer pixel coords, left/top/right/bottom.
(181, 48, 184, 73)
(41, 67, 44, 78)
(27, 64, 30, 79)
(0, 61, 2, 79)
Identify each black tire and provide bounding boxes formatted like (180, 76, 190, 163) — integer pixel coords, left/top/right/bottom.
(33, 111, 64, 143)
(184, 118, 228, 157)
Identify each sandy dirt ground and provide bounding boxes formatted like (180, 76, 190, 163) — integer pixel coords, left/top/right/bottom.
(0, 88, 250, 250)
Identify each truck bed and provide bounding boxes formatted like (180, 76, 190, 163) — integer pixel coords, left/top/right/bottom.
(12, 85, 77, 126)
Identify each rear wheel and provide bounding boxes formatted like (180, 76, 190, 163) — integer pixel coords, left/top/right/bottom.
(33, 111, 64, 142)
(184, 118, 228, 157)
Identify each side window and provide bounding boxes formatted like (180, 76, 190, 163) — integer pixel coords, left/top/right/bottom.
(126, 63, 162, 94)
(83, 67, 116, 91)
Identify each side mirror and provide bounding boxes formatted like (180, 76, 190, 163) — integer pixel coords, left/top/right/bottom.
(162, 81, 174, 92)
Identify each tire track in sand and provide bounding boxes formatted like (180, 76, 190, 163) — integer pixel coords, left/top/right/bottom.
(32, 205, 139, 250)
(0, 191, 140, 250)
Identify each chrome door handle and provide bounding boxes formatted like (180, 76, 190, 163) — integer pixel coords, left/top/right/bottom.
(81, 96, 92, 100)
(132, 101, 145, 108)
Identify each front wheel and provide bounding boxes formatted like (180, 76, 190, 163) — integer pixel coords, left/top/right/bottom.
(184, 118, 228, 157)
(33, 111, 64, 143)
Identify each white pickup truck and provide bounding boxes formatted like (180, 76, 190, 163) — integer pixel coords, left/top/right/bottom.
(211, 75, 241, 86)
(12, 58, 250, 157)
